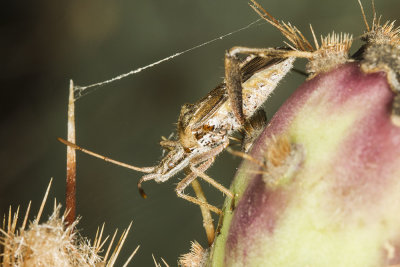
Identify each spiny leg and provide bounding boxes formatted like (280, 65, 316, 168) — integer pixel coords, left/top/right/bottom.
(224, 1, 314, 126)
(191, 163, 239, 212)
(160, 135, 181, 150)
(185, 144, 230, 243)
(190, 178, 215, 246)
(175, 158, 222, 214)
(225, 46, 312, 126)
(189, 140, 233, 197)
(226, 109, 267, 165)
(176, 141, 235, 214)
(227, 148, 265, 169)
(241, 109, 268, 152)
(227, 46, 312, 60)
(190, 165, 233, 199)
(225, 50, 245, 125)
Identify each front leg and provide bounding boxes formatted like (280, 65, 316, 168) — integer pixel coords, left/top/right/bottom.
(175, 158, 222, 214)
(225, 50, 245, 125)
(224, 46, 312, 126)
(190, 165, 233, 199)
(241, 109, 268, 152)
(175, 141, 233, 214)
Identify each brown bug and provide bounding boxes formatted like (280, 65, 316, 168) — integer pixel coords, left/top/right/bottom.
(60, 54, 295, 214)
(63, 0, 397, 215)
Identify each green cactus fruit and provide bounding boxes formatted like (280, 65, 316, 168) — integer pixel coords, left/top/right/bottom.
(209, 62, 400, 267)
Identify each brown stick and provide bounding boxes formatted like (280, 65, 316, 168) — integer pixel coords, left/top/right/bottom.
(66, 80, 76, 226)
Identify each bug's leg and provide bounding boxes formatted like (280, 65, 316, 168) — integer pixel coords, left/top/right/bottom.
(175, 158, 222, 214)
(227, 110, 267, 170)
(227, 47, 312, 61)
(160, 139, 179, 149)
(225, 46, 312, 125)
(190, 178, 215, 246)
(241, 109, 268, 152)
(191, 160, 237, 212)
(160, 136, 180, 150)
(159, 138, 180, 156)
(190, 166, 233, 199)
(176, 141, 233, 214)
(193, 156, 242, 212)
(185, 141, 232, 242)
(190, 140, 233, 197)
(225, 49, 245, 125)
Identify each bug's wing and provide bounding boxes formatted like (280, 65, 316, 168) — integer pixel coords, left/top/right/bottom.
(179, 83, 228, 131)
(241, 56, 287, 82)
(177, 84, 228, 151)
(180, 57, 289, 131)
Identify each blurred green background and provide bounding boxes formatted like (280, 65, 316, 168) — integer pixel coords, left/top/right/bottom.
(1, 0, 399, 265)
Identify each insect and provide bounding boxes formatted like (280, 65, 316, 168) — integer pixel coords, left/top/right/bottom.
(60, 54, 296, 214)
(61, 0, 379, 214)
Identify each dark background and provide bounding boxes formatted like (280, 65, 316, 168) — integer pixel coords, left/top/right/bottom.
(1, 0, 399, 265)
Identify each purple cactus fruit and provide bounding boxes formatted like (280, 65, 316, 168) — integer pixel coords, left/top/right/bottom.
(208, 62, 400, 266)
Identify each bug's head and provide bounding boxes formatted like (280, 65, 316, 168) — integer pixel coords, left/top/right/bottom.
(156, 146, 190, 180)
(137, 145, 193, 198)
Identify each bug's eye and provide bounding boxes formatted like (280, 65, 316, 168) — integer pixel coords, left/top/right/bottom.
(168, 162, 175, 169)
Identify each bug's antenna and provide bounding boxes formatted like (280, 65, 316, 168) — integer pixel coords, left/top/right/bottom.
(137, 179, 148, 199)
(58, 138, 155, 173)
(227, 148, 265, 168)
(357, 0, 370, 32)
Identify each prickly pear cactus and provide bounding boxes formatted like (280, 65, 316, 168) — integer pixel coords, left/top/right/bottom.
(205, 5, 400, 267)
(209, 62, 400, 267)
